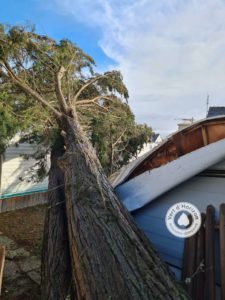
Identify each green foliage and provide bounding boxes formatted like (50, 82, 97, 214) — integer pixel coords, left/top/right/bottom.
(0, 104, 17, 153)
(0, 23, 151, 176)
(90, 100, 152, 175)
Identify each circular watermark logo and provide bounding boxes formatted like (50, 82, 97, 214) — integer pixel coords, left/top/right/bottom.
(165, 202, 201, 238)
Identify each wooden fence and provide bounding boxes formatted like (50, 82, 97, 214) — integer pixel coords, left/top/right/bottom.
(182, 204, 225, 300)
(0, 191, 48, 213)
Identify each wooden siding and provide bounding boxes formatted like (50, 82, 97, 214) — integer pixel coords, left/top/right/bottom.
(128, 117, 225, 180)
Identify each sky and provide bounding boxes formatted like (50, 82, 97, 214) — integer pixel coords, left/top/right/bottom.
(2, 0, 225, 135)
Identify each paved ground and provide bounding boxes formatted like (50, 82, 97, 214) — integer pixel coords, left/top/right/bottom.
(0, 205, 46, 299)
(1, 234, 41, 299)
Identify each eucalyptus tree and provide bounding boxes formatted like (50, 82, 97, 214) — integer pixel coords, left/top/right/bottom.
(0, 25, 189, 300)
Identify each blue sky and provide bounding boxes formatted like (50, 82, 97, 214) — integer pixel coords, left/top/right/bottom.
(0, 0, 113, 68)
(2, 0, 225, 135)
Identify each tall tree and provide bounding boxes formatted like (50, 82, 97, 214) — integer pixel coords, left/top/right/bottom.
(0, 25, 189, 299)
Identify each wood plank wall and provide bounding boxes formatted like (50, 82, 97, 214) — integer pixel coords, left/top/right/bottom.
(0, 191, 48, 213)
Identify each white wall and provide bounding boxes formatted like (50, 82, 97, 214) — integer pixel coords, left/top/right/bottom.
(1, 142, 49, 197)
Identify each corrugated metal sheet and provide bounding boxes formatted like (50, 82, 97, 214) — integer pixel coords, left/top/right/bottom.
(1, 142, 48, 198)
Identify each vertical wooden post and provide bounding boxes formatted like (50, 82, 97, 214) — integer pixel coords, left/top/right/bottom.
(182, 236, 190, 282)
(182, 232, 197, 297)
(194, 213, 205, 300)
(0, 246, 5, 296)
(219, 204, 225, 300)
(205, 205, 215, 300)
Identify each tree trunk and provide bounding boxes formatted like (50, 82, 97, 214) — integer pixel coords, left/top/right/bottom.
(109, 123, 114, 175)
(41, 140, 73, 300)
(59, 111, 189, 300)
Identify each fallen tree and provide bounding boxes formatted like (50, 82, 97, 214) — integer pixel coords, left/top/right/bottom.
(41, 138, 72, 299)
(0, 25, 189, 299)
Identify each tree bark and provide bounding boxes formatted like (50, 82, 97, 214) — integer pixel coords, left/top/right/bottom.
(109, 123, 114, 176)
(58, 111, 189, 300)
(41, 140, 73, 300)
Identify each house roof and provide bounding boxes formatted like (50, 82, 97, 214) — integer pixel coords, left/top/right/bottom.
(111, 115, 225, 188)
(111, 115, 225, 211)
(115, 138, 225, 211)
(207, 106, 225, 118)
(151, 133, 160, 143)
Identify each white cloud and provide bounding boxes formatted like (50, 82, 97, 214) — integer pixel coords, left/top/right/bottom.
(51, 0, 225, 134)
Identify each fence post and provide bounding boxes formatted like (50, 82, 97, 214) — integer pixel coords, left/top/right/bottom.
(195, 213, 205, 300)
(205, 205, 215, 300)
(182, 231, 197, 296)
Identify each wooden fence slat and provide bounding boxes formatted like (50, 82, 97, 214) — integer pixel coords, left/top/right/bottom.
(205, 205, 215, 300)
(194, 213, 205, 300)
(182, 230, 197, 296)
(0, 246, 5, 296)
(182, 235, 190, 282)
(219, 204, 225, 300)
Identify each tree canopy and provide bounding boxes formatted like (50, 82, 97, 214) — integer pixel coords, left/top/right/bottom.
(0, 24, 128, 113)
(0, 24, 152, 175)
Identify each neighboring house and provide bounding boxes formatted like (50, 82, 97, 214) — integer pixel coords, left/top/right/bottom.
(177, 118, 194, 130)
(130, 133, 162, 162)
(207, 106, 225, 118)
(150, 133, 162, 148)
(111, 115, 225, 296)
(0, 137, 48, 198)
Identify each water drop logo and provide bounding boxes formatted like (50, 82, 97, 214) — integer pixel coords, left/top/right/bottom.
(177, 213, 190, 227)
(165, 202, 201, 238)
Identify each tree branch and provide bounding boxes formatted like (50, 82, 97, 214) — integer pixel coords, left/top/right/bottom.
(27, 34, 58, 67)
(76, 96, 114, 106)
(55, 66, 68, 113)
(114, 141, 129, 152)
(73, 74, 107, 102)
(0, 62, 61, 119)
(112, 128, 127, 147)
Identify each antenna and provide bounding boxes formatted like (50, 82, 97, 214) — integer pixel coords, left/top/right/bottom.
(206, 94, 209, 116)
